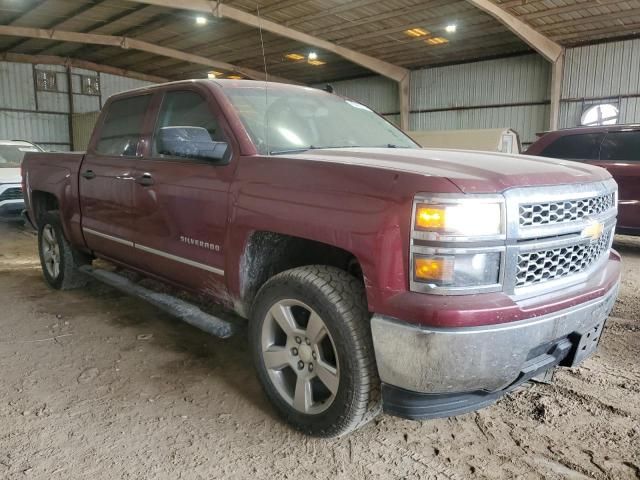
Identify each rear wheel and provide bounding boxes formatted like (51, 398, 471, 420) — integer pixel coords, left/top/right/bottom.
(250, 266, 380, 437)
(38, 211, 90, 290)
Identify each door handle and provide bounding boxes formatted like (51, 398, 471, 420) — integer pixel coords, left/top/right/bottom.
(81, 170, 96, 180)
(135, 173, 154, 186)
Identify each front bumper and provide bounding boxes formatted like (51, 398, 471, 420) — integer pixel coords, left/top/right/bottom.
(371, 274, 619, 420)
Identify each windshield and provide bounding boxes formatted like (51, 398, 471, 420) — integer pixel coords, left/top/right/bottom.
(0, 144, 40, 168)
(223, 86, 417, 155)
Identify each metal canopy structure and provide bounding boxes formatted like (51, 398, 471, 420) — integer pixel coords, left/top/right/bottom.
(1, 0, 639, 129)
(3, 0, 637, 84)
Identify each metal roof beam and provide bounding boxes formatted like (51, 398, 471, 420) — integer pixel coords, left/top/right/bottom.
(0, 51, 168, 83)
(125, 0, 409, 83)
(0, 25, 294, 84)
(465, 0, 563, 62)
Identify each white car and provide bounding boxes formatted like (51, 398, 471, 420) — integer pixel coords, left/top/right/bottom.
(0, 140, 43, 221)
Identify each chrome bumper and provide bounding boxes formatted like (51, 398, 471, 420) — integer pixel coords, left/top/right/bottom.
(371, 282, 619, 394)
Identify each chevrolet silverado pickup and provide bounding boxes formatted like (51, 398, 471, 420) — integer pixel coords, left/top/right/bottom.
(22, 79, 621, 437)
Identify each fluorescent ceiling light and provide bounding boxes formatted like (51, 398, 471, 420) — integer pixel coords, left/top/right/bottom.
(308, 52, 318, 61)
(285, 53, 305, 61)
(405, 27, 429, 38)
(196, 16, 207, 25)
(425, 37, 449, 45)
(445, 24, 457, 33)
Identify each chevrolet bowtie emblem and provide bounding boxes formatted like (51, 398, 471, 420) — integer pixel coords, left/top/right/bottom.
(582, 220, 604, 241)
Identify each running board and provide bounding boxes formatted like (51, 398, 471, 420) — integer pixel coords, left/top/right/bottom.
(79, 265, 238, 339)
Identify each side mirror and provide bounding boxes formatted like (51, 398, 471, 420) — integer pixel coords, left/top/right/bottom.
(157, 126, 229, 163)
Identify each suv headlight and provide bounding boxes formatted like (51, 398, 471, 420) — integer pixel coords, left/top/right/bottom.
(410, 194, 505, 294)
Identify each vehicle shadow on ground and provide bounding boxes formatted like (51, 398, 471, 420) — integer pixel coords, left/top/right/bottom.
(82, 282, 276, 417)
(1, 221, 279, 422)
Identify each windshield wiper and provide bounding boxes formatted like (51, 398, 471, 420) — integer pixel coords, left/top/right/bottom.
(269, 144, 408, 155)
(269, 146, 317, 155)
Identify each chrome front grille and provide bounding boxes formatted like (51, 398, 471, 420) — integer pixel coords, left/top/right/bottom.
(503, 179, 618, 297)
(515, 227, 613, 288)
(519, 191, 616, 227)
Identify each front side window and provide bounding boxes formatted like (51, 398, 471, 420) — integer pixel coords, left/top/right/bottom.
(152, 90, 229, 162)
(540, 133, 605, 160)
(96, 95, 151, 157)
(600, 131, 640, 161)
(223, 86, 417, 155)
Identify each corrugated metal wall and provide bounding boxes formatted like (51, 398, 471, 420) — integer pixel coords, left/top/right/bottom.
(0, 61, 155, 151)
(4, 37, 640, 152)
(315, 54, 551, 146)
(411, 55, 550, 145)
(560, 38, 640, 128)
(411, 55, 550, 110)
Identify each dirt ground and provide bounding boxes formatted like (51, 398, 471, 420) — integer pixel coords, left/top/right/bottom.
(0, 222, 638, 480)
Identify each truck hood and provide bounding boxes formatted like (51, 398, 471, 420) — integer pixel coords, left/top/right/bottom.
(285, 147, 611, 193)
(0, 168, 21, 184)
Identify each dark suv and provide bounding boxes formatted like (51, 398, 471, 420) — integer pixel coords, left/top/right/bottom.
(527, 125, 640, 235)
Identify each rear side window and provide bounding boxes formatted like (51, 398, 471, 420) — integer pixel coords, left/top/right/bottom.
(600, 131, 640, 161)
(96, 95, 151, 156)
(540, 133, 604, 160)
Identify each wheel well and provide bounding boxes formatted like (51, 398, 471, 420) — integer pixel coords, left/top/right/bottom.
(31, 191, 59, 226)
(240, 231, 364, 312)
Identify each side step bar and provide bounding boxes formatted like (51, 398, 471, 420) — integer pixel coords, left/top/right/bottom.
(79, 265, 238, 339)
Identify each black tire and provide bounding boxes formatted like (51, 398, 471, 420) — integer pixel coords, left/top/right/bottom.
(250, 265, 381, 437)
(37, 211, 90, 290)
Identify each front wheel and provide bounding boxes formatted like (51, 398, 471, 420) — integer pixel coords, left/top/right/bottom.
(250, 266, 380, 437)
(38, 211, 90, 290)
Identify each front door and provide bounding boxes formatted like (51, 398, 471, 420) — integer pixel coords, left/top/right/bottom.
(132, 88, 237, 298)
(80, 94, 151, 265)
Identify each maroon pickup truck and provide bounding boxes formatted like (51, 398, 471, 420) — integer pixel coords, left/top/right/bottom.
(22, 79, 621, 437)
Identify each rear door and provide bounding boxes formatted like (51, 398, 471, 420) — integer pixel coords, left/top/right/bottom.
(80, 94, 151, 264)
(131, 87, 237, 295)
(596, 130, 640, 232)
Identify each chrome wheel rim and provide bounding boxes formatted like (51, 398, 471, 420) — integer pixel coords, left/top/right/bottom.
(261, 299, 340, 415)
(41, 224, 61, 279)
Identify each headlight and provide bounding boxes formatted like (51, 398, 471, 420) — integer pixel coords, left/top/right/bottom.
(410, 194, 505, 294)
(415, 202, 503, 238)
(413, 252, 501, 287)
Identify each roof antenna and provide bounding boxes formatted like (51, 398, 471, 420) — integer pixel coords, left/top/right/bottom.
(257, 3, 270, 156)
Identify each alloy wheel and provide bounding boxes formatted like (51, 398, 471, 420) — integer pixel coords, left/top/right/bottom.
(41, 224, 61, 279)
(261, 299, 340, 414)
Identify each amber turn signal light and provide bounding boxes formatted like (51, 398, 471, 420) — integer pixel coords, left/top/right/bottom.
(414, 256, 454, 283)
(415, 205, 446, 230)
